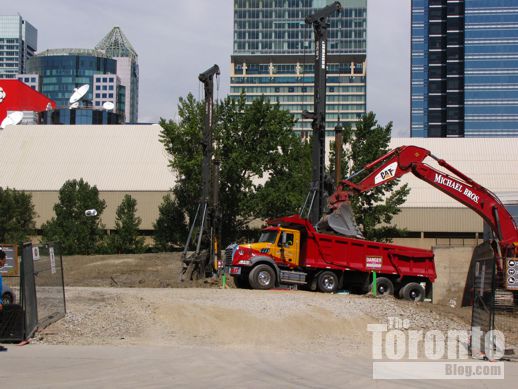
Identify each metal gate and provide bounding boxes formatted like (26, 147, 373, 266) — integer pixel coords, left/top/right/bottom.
(470, 242, 518, 359)
(470, 243, 496, 357)
(1, 242, 65, 342)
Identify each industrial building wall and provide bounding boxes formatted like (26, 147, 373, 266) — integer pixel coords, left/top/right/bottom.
(29, 189, 484, 251)
(391, 207, 483, 249)
(30, 191, 171, 231)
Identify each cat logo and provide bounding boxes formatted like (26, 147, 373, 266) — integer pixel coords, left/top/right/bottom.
(374, 162, 398, 184)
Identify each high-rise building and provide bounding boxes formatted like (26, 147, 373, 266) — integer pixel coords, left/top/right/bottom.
(25, 49, 122, 112)
(95, 27, 139, 123)
(411, 0, 518, 137)
(0, 15, 37, 79)
(230, 0, 367, 137)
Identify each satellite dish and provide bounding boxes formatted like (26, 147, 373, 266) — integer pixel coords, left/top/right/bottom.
(69, 84, 90, 105)
(1, 111, 24, 129)
(103, 101, 115, 111)
(69, 102, 79, 110)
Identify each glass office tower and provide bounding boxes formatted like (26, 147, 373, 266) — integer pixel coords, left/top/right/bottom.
(95, 27, 139, 123)
(411, 0, 518, 137)
(26, 49, 118, 109)
(230, 0, 367, 137)
(0, 15, 37, 79)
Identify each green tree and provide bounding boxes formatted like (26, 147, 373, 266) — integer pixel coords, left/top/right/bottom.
(42, 179, 106, 255)
(153, 194, 188, 251)
(330, 112, 409, 241)
(0, 187, 36, 243)
(160, 93, 311, 244)
(108, 194, 145, 254)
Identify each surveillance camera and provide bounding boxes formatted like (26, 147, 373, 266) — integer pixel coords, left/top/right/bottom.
(85, 209, 98, 217)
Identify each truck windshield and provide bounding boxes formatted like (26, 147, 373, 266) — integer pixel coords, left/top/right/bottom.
(259, 231, 278, 243)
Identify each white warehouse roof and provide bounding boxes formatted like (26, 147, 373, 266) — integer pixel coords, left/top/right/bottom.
(390, 138, 518, 208)
(1, 125, 517, 210)
(0, 124, 175, 191)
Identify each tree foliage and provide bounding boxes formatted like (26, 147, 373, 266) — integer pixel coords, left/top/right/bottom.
(108, 194, 145, 254)
(42, 179, 106, 255)
(0, 187, 36, 243)
(153, 194, 188, 251)
(329, 112, 409, 241)
(160, 94, 311, 244)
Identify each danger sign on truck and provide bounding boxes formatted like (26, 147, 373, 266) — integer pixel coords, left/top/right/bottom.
(506, 258, 518, 290)
(366, 256, 382, 270)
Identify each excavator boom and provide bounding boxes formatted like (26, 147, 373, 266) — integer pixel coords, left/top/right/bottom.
(330, 145, 518, 250)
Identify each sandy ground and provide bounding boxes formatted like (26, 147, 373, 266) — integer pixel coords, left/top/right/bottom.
(2, 252, 511, 357)
(34, 286, 472, 357)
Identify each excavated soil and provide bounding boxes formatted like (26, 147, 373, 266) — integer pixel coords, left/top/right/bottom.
(23, 253, 515, 355)
(61, 252, 214, 288)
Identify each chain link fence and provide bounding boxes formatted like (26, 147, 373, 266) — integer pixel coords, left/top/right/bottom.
(470, 242, 518, 359)
(1, 242, 65, 342)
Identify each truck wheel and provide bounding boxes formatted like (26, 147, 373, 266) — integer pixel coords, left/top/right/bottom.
(317, 271, 339, 293)
(233, 276, 250, 289)
(249, 264, 276, 290)
(400, 282, 425, 302)
(371, 277, 394, 296)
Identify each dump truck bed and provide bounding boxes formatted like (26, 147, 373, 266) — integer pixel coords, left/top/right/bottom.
(269, 214, 436, 281)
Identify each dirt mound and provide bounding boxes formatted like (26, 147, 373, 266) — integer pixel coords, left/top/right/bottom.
(62, 252, 218, 289)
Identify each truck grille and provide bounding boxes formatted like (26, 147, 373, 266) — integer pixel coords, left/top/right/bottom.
(225, 246, 234, 266)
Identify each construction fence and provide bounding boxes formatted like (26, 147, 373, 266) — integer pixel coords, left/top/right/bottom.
(0, 242, 65, 342)
(470, 242, 518, 359)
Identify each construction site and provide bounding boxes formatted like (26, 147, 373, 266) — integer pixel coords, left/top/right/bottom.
(1, 2, 518, 387)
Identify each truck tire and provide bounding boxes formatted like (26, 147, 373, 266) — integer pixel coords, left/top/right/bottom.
(233, 276, 250, 289)
(371, 277, 394, 296)
(317, 271, 339, 293)
(249, 264, 276, 290)
(400, 282, 425, 302)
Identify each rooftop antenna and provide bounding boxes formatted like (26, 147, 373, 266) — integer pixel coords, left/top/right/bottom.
(1, 111, 24, 129)
(69, 84, 90, 109)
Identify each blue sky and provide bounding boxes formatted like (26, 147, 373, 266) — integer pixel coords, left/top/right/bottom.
(3, 0, 411, 136)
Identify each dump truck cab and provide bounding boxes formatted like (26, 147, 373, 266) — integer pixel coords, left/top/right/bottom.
(227, 226, 303, 289)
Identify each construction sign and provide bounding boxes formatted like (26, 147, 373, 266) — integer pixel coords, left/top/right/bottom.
(506, 258, 518, 290)
(366, 256, 382, 270)
(0, 244, 19, 277)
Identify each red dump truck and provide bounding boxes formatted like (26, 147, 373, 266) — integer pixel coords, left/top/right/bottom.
(226, 214, 436, 301)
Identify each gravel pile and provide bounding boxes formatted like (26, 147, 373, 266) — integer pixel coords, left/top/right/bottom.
(33, 287, 470, 355)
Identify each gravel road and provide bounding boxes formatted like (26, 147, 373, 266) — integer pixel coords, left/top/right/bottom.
(35, 287, 470, 356)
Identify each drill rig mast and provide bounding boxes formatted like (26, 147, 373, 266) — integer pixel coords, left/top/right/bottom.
(181, 64, 221, 281)
(301, 1, 342, 226)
